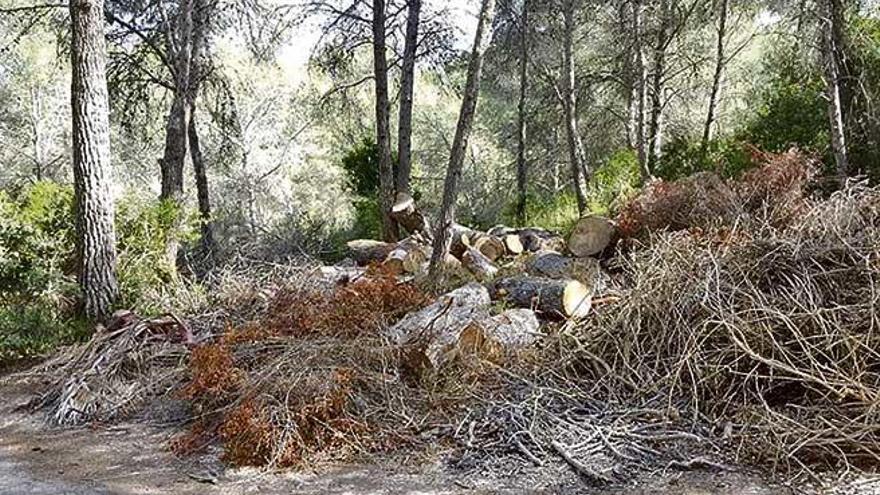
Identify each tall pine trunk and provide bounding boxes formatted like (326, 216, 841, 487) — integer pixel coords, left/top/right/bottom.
(159, 0, 195, 268)
(647, 0, 670, 171)
(701, 0, 728, 153)
(70, 0, 119, 319)
(514, 0, 529, 225)
(188, 104, 215, 257)
(822, 0, 849, 179)
(428, 0, 495, 276)
(632, 0, 650, 183)
(373, 0, 398, 242)
(562, 0, 588, 214)
(396, 0, 421, 197)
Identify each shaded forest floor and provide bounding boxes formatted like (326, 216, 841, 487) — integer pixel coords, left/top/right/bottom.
(0, 379, 794, 495)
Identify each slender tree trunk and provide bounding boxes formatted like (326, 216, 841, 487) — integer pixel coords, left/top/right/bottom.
(396, 0, 421, 196)
(372, 0, 398, 242)
(647, 0, 670, 170)
(428, 0, 495, 276)
(701, 0, 729, 153)
(188, 103, 215, 257)
(632, 0, 650, 183)
(70, 0, 118, 320)
(562, 0, 588, 214)
(622, 0, 638, 150)
(822, 0, 849, 178)
(159, 0, 195, 268)
(515, 0, 529, 225)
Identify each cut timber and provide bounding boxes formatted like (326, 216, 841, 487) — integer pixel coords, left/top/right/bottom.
(471, 233, 506, 261)
(387, 283, 491, 370)
(568, 215, 615, 257)
(390, 192, 432, 237)
(459, 308, 541, 361)
(491, 276, 591, 319)
(487, 225, 517, 237)
(347, 239, 396, 266)
(449, 224, 474, 258)
(525, 250, 600, 288)
(316, 266, 367, 286)
(462, 246, 499, 281)
(383, 239, 429, 275)
(502, 234, 524, 255)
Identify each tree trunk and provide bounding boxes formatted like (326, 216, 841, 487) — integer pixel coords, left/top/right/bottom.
(373, 0, 398, 242)
(562, 0, 588, 214)
(701, 0, 729, 153)
(632, 0, 650, 183)
(188, 104, 215, 257)
(462, 245, 499, 281)
(347, 239, 397, 265)
(514, 0, 530, 225)
(822, 0, 850, 179)
(427, 0, 495, 276)
(396, 0, 421, 197)
(647, 0, 670, 171)
(70, 0, 119, 320)
(159, 0, 195, 269)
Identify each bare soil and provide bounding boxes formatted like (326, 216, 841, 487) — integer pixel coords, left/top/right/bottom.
(0, 379, 861, 494)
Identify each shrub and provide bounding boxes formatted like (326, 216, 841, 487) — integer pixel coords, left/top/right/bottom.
(654, 136, 752, 181)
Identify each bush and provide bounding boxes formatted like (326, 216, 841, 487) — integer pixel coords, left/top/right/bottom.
(0, 182, 75, 302)
(0, 306, 89, 362)
(654, 136, 752, 181)
(115, 196, 199, 311)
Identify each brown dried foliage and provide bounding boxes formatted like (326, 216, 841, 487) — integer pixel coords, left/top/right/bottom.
(617, 148, 818, 239)
(263, 271, 430, 338)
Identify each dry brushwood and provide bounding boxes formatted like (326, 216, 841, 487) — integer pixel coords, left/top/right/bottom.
(575, 181, 880, 472)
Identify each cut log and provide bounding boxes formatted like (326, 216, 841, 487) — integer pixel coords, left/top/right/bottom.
(449, 224, 474, 258)
(490, 276, 592, 319)
(387, 283, 492, 370)
(487, 225, 517, 237)
(462, 246, 499, 281)
(568, 215, 615, 257)
(346, 239, 396, 266)
(471, 233, 506, 261)
(458, 308, 541, 361)
(502, 234, 524, 255)
(316, 265, 367, 286)
(383, 240, 429, 275)
(525, 250, 600, 288)
(387, 282, 490, 344)
(390, 192, 432, 237)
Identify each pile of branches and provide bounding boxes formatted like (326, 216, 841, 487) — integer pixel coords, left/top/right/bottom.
(573, 179, 880, 474)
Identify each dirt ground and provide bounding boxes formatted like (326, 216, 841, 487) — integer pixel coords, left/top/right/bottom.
(0, 380, 871, 495)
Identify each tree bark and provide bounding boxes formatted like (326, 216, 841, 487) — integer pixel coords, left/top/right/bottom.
(396, 0, 421, 197)
(514, 0, 530, 225)
(632, 0, 650, 183)
(701, 0, 729, 153)
(188, 104, 215, 257)
(70, 0, 119, 320)
(159, 0, 195, 269)
(562, 0, 588, 214)
(822, 0, 850, 179)
(427, 0, 495, 276)
(490, 276, 592, 319)
(647, 0, 670, 170)
(373, 0, 398, 242)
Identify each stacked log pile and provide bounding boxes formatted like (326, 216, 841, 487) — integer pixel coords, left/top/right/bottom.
(340, 200, 620, 370)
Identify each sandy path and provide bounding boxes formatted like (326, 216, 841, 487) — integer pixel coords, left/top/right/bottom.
(0, 381, 797, 494)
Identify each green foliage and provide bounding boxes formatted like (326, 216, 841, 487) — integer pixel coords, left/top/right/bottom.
(741, 46, 828, 155)
(349, 197, 382, 241)
(517, 192, 580, 234)
(115, 196, 198, 311)
(340, 137, 383, 197)
(0, 182, 75, 301)
(586, 148, 641, 214)
(655, 137, 752, 181)
(0, 306, 89, 363)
